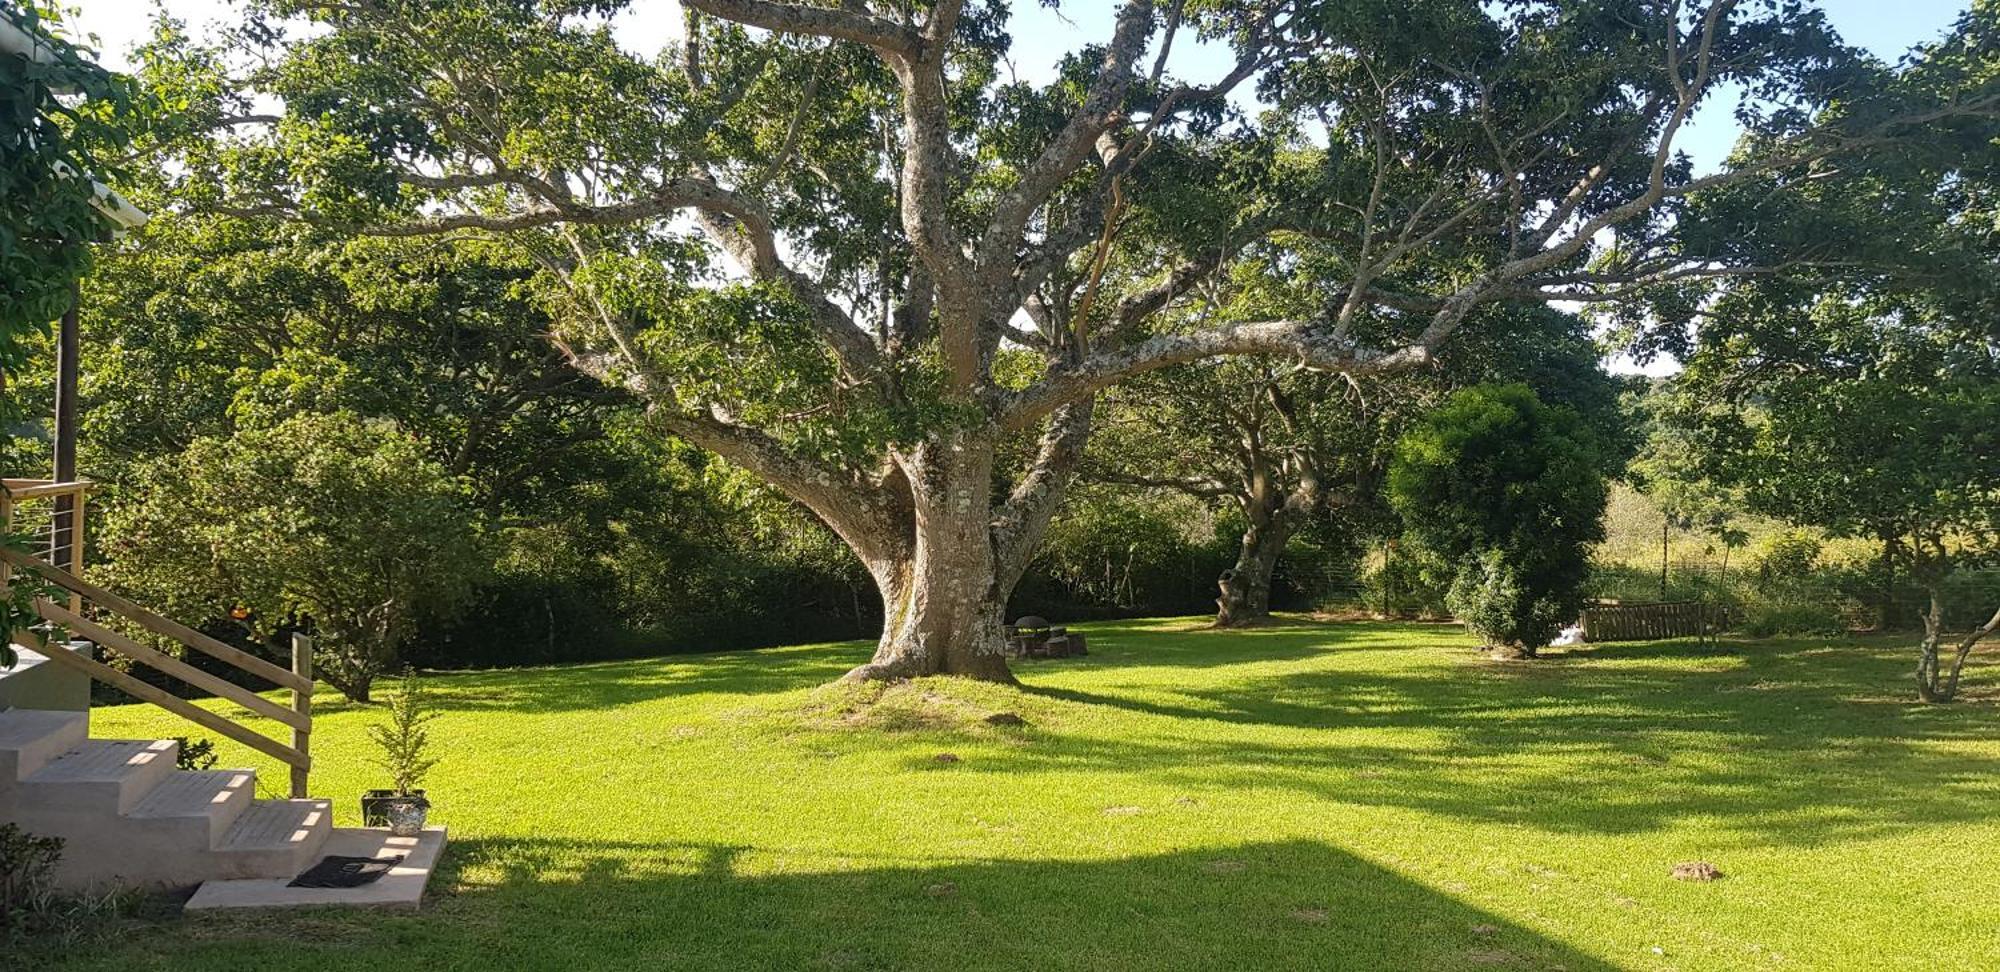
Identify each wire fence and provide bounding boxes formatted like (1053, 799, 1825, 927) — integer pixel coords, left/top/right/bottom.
(1291, 543, 2000, 636)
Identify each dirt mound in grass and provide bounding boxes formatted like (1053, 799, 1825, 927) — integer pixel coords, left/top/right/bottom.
(793, 678, 1048, 736)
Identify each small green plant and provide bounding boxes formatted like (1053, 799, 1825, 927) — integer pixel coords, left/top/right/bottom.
(0, 820, 116, 948)
(173, 737, 218, 772)
(368, 670, 439, 796)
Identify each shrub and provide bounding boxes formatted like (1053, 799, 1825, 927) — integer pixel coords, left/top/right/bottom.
(1751, 530, 1824, 580)
(0, 823, 122, 952)
(0, 824, 62, 945)
(1446, 549, 1576, 651)
(173, 738, 218, 772)
(102, 411, 483, 701)
(1388, 384, 1612, 655)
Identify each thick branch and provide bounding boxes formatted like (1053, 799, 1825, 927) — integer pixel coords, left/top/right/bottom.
(975, 1, 1155, 274)
(658, 408, 906, 565)
(992, 401, 1095, 592)
(1096, 470, 1234, 499)
(694, 209, 883, 380)
(214, 176, 757, 238)
(682, 0, 919, 57)
(998, 320, 1428, 431)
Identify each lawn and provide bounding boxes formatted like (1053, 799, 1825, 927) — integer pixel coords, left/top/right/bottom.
(48, 619, 2000, 971)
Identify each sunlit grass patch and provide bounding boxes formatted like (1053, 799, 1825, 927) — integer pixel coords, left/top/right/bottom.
(56, 619, 2000, 971)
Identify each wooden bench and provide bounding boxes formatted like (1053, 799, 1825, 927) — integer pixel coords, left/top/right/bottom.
(1003, 616, 1088, 658)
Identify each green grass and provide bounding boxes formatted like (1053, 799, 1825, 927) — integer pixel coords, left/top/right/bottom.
(47, 619, 2000, 971)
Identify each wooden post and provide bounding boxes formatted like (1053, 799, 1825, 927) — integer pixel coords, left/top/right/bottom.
(51, 283, 80, 595)
(1, 488, 12, 593)
(290, 632, 313, 799)
(65, 486, 84, 613)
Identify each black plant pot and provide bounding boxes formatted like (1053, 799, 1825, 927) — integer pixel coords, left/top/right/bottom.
(361, 788, 427, 827)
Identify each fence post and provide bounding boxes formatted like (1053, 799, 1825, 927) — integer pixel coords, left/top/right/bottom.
(290, 632, 313, 799)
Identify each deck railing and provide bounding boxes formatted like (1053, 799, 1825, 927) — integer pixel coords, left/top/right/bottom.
(2, 479, 313, 796)
(3, 477, 88, 613)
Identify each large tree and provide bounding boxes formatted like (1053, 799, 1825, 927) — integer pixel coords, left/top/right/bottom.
(150, 0, 1995, 682)
(1671, 290, 1999, 700)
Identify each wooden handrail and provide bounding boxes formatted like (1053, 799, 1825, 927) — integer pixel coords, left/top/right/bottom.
(2, 483, 316, 796)
(0, 549, 310, 692)
(20, 630, 311, 770)
(0, 479, 93, 500)
(36, 600, 309, 732)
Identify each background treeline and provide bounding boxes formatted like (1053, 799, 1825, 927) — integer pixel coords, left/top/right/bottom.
(30, 214, 1984, 678)
(24, 214, 1988, 682)
(22, 220, 1243, 678)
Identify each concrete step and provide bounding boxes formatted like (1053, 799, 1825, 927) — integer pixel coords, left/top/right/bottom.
(186, 826, 447, 911)
(129, 768, 258, 846)
(0, 707, 89, 783)
(23, 737, 179, 814)
(214, 798, 333, 879)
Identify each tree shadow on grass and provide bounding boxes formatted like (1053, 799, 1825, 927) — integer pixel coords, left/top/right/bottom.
(1034, 616, 1398, 672)
(1011, 629, 2000, 848)
(424, 615, 1385, 715)
(420, 616, 1383, 715)
(425, 640, 869, 714)
(65, 837, 1618, 972)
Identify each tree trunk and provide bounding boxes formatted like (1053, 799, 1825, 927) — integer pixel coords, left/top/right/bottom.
(317, 659, 373, 704)
(1915, 584, 2000, 704)
(1916, 588, 1953, 702)
(839, 434, 1017, 684)
(1217, 512, 1292, 627)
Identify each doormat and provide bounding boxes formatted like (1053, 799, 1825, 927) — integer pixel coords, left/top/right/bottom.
(288, 854, 406, 888)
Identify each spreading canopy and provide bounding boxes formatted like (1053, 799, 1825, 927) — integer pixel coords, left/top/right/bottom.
(130, 0, 2000, 680)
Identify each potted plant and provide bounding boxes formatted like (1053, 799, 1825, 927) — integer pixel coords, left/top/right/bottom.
(364, 669, 438, 836)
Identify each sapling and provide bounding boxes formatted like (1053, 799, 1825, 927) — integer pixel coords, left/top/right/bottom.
(368, 670, 439, 798)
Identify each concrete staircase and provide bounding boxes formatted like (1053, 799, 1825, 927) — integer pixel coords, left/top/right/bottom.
(0, 707, 334, 890)
(2, 706, 446, 909)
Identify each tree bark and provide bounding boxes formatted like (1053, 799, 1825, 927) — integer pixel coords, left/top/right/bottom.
(1217, 512, 1292, 627)
(839, 432, 1018, 684)
(1915, 584, 2000, 703)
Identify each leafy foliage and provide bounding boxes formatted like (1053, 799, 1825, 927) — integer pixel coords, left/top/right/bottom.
(1389, 384, 1611, 653)
(101, 412, 483, 701)
(1659, 10, 2000, 695)
(0, 2, 134, 370)
(0, 822, 113, 953)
